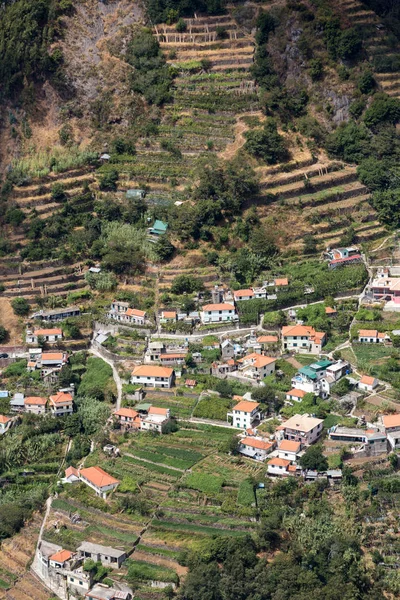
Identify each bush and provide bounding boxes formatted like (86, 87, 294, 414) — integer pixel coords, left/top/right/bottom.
(176, 18, 187, 32)
(5, 208, 25, 226)
(11, 297, 30, 316)
(171, 274, 204, 294)
(0, 326, 8, 343)
(364, 95, 400, 128)
(99, 169, 118, 191)
(309, 58, 323, 81)
(244, 119, 289, 164)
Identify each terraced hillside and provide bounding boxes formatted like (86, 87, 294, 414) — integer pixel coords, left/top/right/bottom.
(96, 10, 259, 200)
(337, 0, 400, 98)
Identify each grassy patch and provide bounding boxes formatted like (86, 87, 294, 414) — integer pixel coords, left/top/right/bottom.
(122, 455, 182, 478)
(128, 560, 178, 584)
(193, 395, 232, 420)
(237, 479, 255, 507)
(184, 472, 224, 494)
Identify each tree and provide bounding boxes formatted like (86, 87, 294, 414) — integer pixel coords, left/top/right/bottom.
(5, 208, 25, 227)
(51, 183, 66, 201)
(244, 119, 289, 164)
(99, 169, 118, 191)
(154, 235, 175, 261)
(11, 297, 30, 316)
(300, 445, 328, 472)
(0, 326, 8, 343)
(171, 274, 203, 294)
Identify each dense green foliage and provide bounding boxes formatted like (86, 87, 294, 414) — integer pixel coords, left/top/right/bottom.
(144, 0, 224, 24)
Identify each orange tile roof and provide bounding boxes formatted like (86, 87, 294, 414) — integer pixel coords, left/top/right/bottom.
(279, 440, 301, 452)
(148, 406, 169, 416)
(79, 466, 119, 489)
(49, 392, 73, 405)
(34, 328, 62, 336)
(162, 311, 176, 318)
(383, 414, 400, 428)
(126, 308, 146, 317)
(359, 329, 379, 337)
(234, 289, 254, 298)
(27, 361, 36, 368)
(268, 457, 291, 467)
(42, 353, 65, 361)
(257, 335, 278, 343)
(132, 365, 173, 378)
(233, 400, 260, 413)
(65, 466, 79, 478)
(287, 389, 306, 398)
(185, 379, 196, 386)
(241, 437, 273, 451)
(0, 415, 10, 424)
(202, 303, 235, 311)
(226, 359, 236, 366)
(160, 353, 187, 359)
(360, 375, 376, 386)
(275, 278, 288, 286)
(24, 396, 47, 406)
(325, 307, 337, 315)
(114, 408, 138, 419)
(233, 395, 244, 401)
(288, 464, 297, 472)
(281, 324, 325, 343)
(239, 353, 276, 369)
(49, 549, 73, 563)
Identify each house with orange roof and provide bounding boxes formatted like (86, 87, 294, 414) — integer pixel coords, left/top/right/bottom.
(49, 549, 74, 569)
(24, 396, 47, 415)
(325, 307, 337, 317)
(358, 375, 378, 393)
(26, 328, 63, 344)
(159, 352, 187, 366)
(131, 365, 175, 388)
(358, 329, 390, 344)
(274, 278, 289, 287)
(267, 457, 292, 476)
(382, 414, 400, 449)
(200, 303, 238, 324)
(140, 406, 171, 433)
(277, 440, 302, 462)
(239, 436, 275, 461)
(108, 301, 148, 325)
(114, 408, 141, 429)
(64, 466, 80, 483)
(286, 389, 307, 403)
(160, 310, 177, 323)
(281, 324, 326, 354)
(227, 400, 261, 429)
(79, 466, 119, 498)
(238, 353, 276, 380)
(49, 391, 73, 417)
(0, 414, 11, 434)
(257, 335, 279, 346)
(233, 289, 254, 302)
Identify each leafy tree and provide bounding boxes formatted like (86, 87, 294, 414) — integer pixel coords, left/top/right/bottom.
(5, 208, 25, 226)
(171, 274, 203, 294)
(11, 297, 30, 316)
(51, 183, 66, 201)
(255, 11, 276, 44)
(154, 235, 175, 261)
(337, 28, 362, 59)
(300, 445, 328, 472)
(244, 119, 289, 164)
(358, 70, 375, 94)
(371, 188, 400, 228)
(309, 58, 323, 81)
(364, 95, 400, 128)
(249, 226, 279, 259)
(0, 326, 8, 343)
(176, 17, 187, 32)
(99, 169, 118, 191)
(326, 121, 371, 162)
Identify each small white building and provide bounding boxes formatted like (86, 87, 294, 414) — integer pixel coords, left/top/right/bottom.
(281, 324, 326, 354)
(383, 414, 400, 449)
(227, 400, 261, 429)
(49, 391, 73, 416)
(24, 396, 47, 415)
(286, 389, 307, 403)
(140, 407, 170, 433)
(280, 414, 324, 446)
(233, 289, 254, 302)
(107, 301, 148, 325)
(238, 353, 276, 380)
(358, 375, 378, 393)
(267, 457, 295, 476)
(26, 328, 63, 344)
(131, 365, 175, 388)
(239, 437, 274, 461)
(277, 439, 301, 462)
(79, 466, 119, 499)
(358, 329, 389, 343)
(77, 542, 126, 568)
(49, 549, 74, 569)
(200, 303, 238, 324)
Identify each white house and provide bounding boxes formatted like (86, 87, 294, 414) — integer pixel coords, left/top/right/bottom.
(238, 353, 276, 380)
(131, 365, 175, 388)
(79, 466, 119, 498)
(277, 440, 301, 462)
(26, 328, 63, 344)
(382, 414, 400, 449)
(107, 301, 148, 325)
(49, 391, 73, 416)
(280, 414, 324, 446)
(200, 303, 238, 324)
(160, 310, 177, 323)
(239, 437, 274, 461)
(358, 329, 389, 344)
(114, 408, 141, 429)
(63, 466, 80, 483)
(0, 415, 11, 434)
(233, 289, 254, 302)
(24, 396, 47, 415)
(291, 359, 335, 399)
(267, 457, 295, 476)
(358, 375, 378, 393)
(49, 549, 74, 569)
(286, 389, 307, 403)
(140, 407, 170, 433)
(227, 400, 261, 429)
(281, 324, 326, 354)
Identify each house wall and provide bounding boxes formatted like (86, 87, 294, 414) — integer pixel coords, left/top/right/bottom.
(200, 309, 238, 324)
(239, 444, 269, 461)
(26, 404, 46, 415)
(130, 374, 173, 388)
(232, 408, 259, 429)
(387, 430, 400, 449)
(277, 449, 298, 462)
(285, 423, 323, 445)
(268, 464, 289, 476)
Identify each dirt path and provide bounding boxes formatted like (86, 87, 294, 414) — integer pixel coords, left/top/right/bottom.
(218, 111, 264, 161)
(90, 345, 123, 409)
(286, 356, 303, 370)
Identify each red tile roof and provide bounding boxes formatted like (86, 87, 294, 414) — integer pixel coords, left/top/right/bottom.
(257, 335, 279, 343)
(65, 466, 79, 479)
(41, 353, 65, 361)
(286, 389, 307, 399)
(114, 408, 138, 419)
(241, 437, 273, 451)
(79, 466, 119, 489)
(233, 400, 260, 413)
(34, 328, 62, 336)
(126, 308, 146, 317)
(50, 392, 73, 405)
(148, 406, 168, 416)
(383, 414, 400, 429)
(25, 396, 47, 406)
(279, 440, 301, 452)
(360, 375, 376, 386)
(268, 457, 291, 467)
(202, 303, 235, 311)
(132, 365, 173, 378)
(234, 289, 254, 298)
(0, 415, 10, 424)
(49, 550, 73, 563)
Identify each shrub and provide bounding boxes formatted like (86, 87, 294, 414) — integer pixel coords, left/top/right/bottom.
(244, 119, 289, 164)
(176, 18, 187, 32)
(11, 297, 30, 316)
(99, 169, 118, 191)
(309, 58, 323, 81)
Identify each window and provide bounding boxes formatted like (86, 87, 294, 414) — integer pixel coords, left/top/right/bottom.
(70, 578, 74, 582)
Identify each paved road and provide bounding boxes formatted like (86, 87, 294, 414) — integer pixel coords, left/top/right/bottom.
(90, 345, 123, 409)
